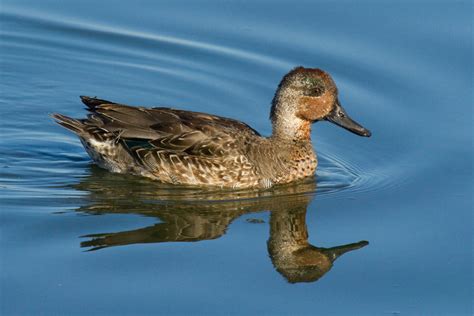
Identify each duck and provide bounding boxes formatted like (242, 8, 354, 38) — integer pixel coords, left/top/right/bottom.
(52, 66, 371, 189)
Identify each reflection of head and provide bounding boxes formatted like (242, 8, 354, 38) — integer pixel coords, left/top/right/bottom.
(272, 245, 333, 283)
(268, 208, 368, 283)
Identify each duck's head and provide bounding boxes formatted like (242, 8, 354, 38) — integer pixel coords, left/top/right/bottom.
(270, 67, 371, 140)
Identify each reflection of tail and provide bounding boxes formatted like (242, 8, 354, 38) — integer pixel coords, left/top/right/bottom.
(80, 211, 238, 251)
(51, 113, 86, 135)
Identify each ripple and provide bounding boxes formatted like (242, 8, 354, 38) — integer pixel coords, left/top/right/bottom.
(0, 9, 292, 82)
(317, 149, 402, 199)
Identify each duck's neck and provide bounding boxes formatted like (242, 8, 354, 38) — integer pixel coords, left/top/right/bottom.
(268, 208, 309, 251)
(270, 95, 312, 142)
(271, 117, 312, 141)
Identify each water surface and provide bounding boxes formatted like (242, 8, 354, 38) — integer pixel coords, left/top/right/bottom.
(0, 1, 472, 315)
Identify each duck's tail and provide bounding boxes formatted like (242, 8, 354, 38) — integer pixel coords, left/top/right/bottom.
(51, 113, 86, 135)
(52, 96, 116, 134)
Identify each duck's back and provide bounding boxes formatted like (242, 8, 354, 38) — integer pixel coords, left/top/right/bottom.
(53, 96, 263, 188)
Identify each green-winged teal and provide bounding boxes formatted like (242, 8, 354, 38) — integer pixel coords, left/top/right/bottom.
(53, 67, 371, 189)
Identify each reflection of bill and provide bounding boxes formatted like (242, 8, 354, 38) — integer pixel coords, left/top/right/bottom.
(73, 166, 368, 283)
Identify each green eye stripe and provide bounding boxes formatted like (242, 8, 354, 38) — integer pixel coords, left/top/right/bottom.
(304, 77, 324, 87)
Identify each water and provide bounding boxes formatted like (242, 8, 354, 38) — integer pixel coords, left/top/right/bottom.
(0, 1, 472, 315)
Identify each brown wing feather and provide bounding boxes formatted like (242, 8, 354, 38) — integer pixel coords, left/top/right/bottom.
(80, 97, 260, 157)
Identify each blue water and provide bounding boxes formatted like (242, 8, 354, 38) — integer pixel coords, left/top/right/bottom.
(0, 1, 472, 315)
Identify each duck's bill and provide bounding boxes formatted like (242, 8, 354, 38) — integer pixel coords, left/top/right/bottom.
(326, 101, 371, 137)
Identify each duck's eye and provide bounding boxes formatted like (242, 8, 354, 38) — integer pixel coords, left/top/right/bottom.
(305, 86, 325, 96)
(338, 111, 345, 117)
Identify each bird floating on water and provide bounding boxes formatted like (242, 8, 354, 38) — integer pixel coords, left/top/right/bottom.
(53, 67, 371, 189)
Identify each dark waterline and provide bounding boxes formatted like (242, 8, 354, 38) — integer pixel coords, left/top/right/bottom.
(0, 1, 472, 315)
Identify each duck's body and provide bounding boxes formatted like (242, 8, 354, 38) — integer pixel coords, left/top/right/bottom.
(53, 67, 370, 189)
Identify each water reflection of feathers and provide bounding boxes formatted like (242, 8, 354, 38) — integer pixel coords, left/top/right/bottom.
(71, 165, 368, 283)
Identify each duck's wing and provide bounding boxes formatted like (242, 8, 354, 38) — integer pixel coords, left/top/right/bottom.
(79, 96, 260, 157)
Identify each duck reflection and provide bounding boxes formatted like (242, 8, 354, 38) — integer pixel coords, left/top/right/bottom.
(268, 208, 367, 283)
(72, 166, 368, 283)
